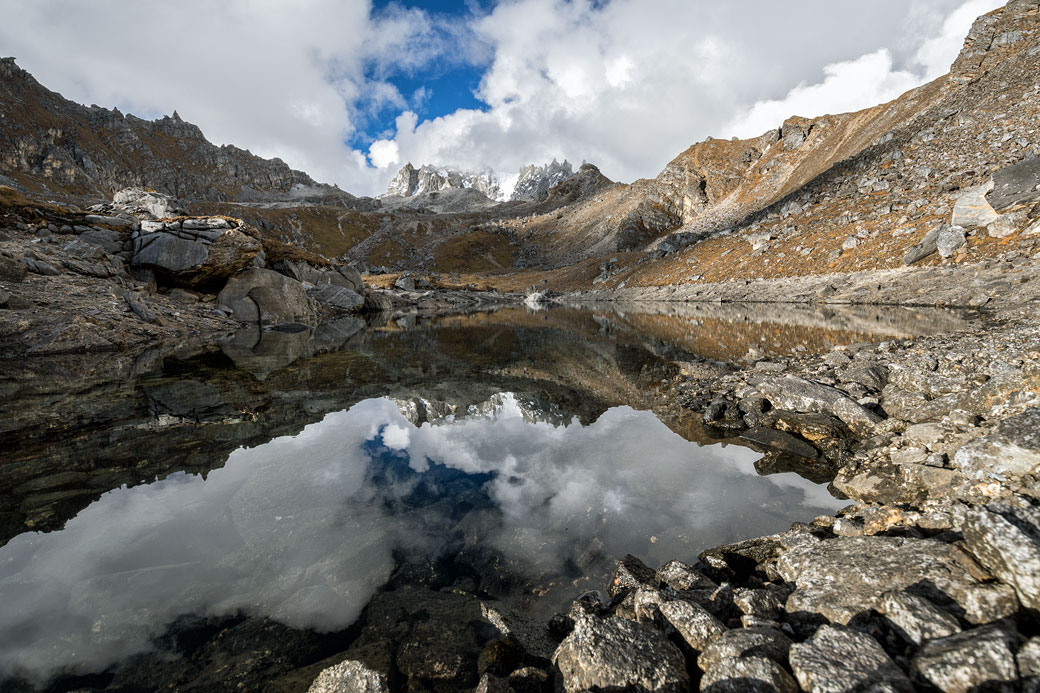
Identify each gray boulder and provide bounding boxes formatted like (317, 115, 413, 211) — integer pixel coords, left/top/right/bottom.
(879, 589, 961, 646)
(309, 285, 363, 313)
(777, 535, 1018, 625)
(111, 188, 178, 219)
(217, 269, 315, 326)
(789, 625, 912, 692)
(904, 227, 939, 265)
(700, 656, 798, 693)
(963, 503, 1040, 614)
(656, 559, 717, 593)
(1019, 636, 1040, 688)
(553, 614, 689, 692)
(936, 225, 967, 258)
(952, 408, 1040, 488)
(697, 626, 792, 673)
(952, 183, 1000, 228)
(658, 598, 727, 650)
(80, 227, 126, 254)
(987, 155, 1040, 212)
(362, 290, 394, 314)
(755, 375, 883, 435)
(308, 659, 389, 693)
(0, 255, 28, 282)
(609, 553, 657, 598)
(131, 221, 262, 288)
(911, 625, 1017, 693)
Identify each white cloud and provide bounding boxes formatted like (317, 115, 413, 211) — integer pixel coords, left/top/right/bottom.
(724, 49, 923, 139)
(0, 0, 1004, 196)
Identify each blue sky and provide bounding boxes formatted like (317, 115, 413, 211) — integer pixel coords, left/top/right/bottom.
(0, 0, 1004, 196)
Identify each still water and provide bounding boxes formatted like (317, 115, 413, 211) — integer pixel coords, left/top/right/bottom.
(0, 302, 969, 688)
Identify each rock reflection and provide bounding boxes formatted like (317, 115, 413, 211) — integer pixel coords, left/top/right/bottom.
(0, 396, 843, 683)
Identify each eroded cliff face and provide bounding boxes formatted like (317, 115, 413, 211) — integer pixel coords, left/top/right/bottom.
(0, 58, 348, 202)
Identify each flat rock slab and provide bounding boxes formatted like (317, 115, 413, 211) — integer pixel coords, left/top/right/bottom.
(987, 155, 1040, 212)
(789, 624, 912, 693)
(777, 535, 1017, 625)
(553, 614, 689, 693)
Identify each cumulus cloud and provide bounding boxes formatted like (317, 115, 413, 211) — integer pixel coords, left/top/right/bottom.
(0, 0, 1004, 196)
(725, 0, 1003, 138)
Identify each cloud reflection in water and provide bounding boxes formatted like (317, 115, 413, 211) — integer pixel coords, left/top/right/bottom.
(0, 396, 843, 682)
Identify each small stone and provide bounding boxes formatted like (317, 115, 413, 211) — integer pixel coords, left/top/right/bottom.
(937, 225, 967, 257)
(879, 590, 961, 646)
(789, 624, 912, 692)
(911, 625, 1017, 693)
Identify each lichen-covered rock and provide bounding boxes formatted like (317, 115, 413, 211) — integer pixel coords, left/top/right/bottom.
(789, 624, 912, 693)
(657, 559, 717, 592)
(700, 656, 798, 693)
(307, 659, 389, 693)
(697, 626, 792, 673)
(910, 625, 1018, 693)
(777, 535, 1017, 625)
(952, 408, 1040, 489)
(552, 614, 689, 693)
(962, 503, 1040, 614)
(879, 589, 961, 646)
(658, 598, 727, 650)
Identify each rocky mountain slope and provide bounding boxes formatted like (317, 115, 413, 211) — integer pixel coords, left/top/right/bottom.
(0, 58, 359, 205)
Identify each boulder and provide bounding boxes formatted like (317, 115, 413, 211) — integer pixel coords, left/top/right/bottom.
(789, 625, 912, 693)
(217, 269, 315, 326)
(911, 625, 1017, 693)
(879, 589, 961, 646)
(308, 659, 389, 693)
(697, 626, 792, 673)
(79, 227, 126, 254)
(553, 614, 689, 693)
(111, 188, 180, 218)
(656, 560, 717, 593)
(658, 598, 727, 650)
(609, 554, 657, 598)
(394, 276, 416, 292)
(962, 503, 1040, 614)
(82, 213, 135, 229)
(952, 182, 1001, 228)
(0, 254, 27, 282)
(309, 285, 363, 313)
(131, 223, 262, 288)
(952, 408, 1040, 488)
(987, 155, 1040, 212)
(1019, 636, 1040, 686)
(777, 535, 1018, 625)
(700, 656, 798, 693)
(936, 225, 967, 258)
(754, 375, 883, 435)
(362, 290, 393, 314)
(904, 227, 940, 265)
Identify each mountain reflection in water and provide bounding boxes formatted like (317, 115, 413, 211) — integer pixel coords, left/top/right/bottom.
(0, 395, 843, 682)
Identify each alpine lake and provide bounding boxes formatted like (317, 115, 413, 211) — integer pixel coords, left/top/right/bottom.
(0, 300, 973, 691)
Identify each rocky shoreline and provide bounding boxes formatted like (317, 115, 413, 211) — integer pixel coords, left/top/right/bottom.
(300, 275, 1040, 690)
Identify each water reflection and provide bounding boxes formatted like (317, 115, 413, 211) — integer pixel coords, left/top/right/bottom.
(0, 396, 842, 683)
